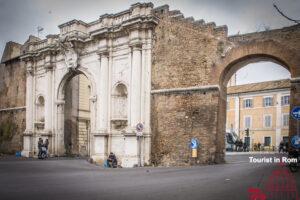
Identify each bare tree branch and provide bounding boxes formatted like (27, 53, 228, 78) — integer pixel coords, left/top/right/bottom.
(273, 3, 300, 24)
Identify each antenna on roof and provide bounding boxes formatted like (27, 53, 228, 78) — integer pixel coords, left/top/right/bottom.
(37, 26, 44, 38)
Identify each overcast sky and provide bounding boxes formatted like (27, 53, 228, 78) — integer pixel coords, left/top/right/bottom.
(0, 0, 298, 84)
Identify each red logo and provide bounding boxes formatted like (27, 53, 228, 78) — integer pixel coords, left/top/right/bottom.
(248, 163, 299, 200)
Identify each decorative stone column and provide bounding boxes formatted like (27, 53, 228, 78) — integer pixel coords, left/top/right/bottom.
(129, 42, 142, 130)
(91, 47, 110, 163)
(44, 57, 54, 133)
(22, 60, 34, 157)
(55, 100, 65, 156)
(97, 48, 109, 133)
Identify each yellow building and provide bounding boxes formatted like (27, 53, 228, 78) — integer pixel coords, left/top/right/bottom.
(226, 79, 290, 150)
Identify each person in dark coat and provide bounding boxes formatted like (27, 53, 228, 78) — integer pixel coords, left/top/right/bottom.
(44, 139, 49, 150)
(279, 141, 284, 153)
(257, 142, 261, 151)
(38, 138, 43, 157)
(107, 152, 118, 168)
(284, 142, 289, 153)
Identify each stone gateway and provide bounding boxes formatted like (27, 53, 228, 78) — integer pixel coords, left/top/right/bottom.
(1, 3, 300, 167)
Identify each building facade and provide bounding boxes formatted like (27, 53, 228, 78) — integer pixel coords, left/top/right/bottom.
(226, 79, 290, 149)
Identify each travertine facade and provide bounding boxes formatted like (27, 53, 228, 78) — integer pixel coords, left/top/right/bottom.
(1, 2, 300, 166)
(15, 3, 154, 167)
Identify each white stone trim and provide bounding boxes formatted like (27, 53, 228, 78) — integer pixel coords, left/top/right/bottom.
(151, 85, 220, 94)
(291, 77, 300, 83)
(0, 106, 26, 112)
(227, 88, 290, 97)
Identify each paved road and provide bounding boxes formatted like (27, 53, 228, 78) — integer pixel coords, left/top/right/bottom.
(0, 154, 299, 200)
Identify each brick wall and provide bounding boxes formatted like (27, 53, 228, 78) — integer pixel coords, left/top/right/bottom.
(0, 60, 26, 153)
(151, 15, 226, 166)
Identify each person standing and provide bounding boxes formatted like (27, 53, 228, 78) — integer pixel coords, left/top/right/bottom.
(279, 140, 284, 153)
(257, 142, 261, 151)
(44, 139, 49, 157)
(38, 138, 43, 157)
(44, 139, 49, 150)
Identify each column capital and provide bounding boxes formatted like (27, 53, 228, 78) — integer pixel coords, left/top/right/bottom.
(44, 62, 55, 72)
(97, 46, 109, 57)
(129, 40, 143, 50)
(26, 67, 34, 76)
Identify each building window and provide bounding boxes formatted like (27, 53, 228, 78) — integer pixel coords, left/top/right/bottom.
(263, 97, 273, 107)
(281, 95, 290, 106)
(282, 114, 289, 127)
(264, 115, 272, 128)
(264, 137, 271, 146)
(243, 99, 253, 108)
(244, 116, 252, 128)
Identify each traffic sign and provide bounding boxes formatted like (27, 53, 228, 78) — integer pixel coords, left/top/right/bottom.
(291, 135, 300, 149)
(136, 123, 144, 136)
(291, 106, 300, 120)
(190, 138, 199, 149)
(136, 123, 144, 132)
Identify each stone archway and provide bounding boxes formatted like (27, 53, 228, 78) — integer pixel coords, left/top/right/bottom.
(215, 39, 299, 150)
(55, 68, 97, 157)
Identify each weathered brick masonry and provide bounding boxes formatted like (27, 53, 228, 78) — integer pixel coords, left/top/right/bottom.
(0, 47, 26, 153)
(151, 7, 228, 165)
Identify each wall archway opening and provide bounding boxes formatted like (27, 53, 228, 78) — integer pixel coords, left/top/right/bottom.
(220, 56, 291, 159)
(63, 73, 92, 157)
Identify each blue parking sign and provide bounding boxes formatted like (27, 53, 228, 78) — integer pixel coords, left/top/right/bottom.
(291, 135, 300, 149)
(291, 106, 300, 120)
(190, 138, 199, 149)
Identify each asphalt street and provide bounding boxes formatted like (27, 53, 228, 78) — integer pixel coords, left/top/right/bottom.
(0, 153, 299, 200)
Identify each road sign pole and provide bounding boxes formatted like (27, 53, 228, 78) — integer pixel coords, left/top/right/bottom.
(297, 120, 299, 136)
(138, 135, 142, 167)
